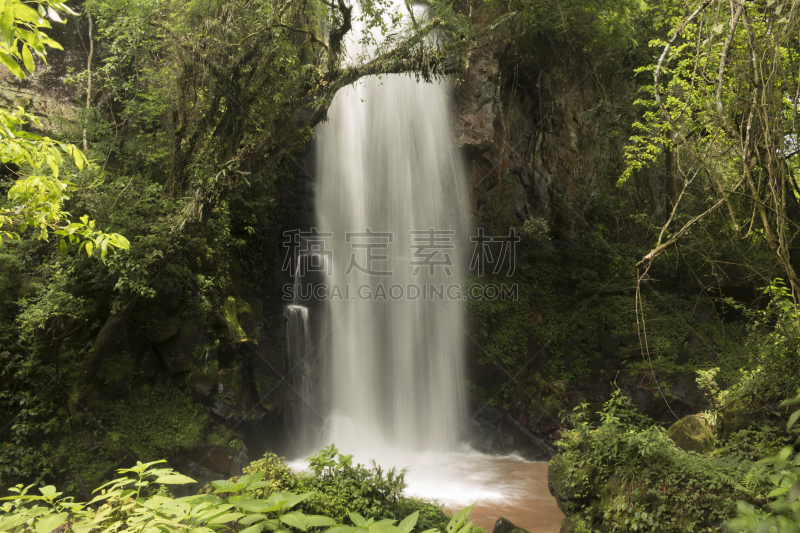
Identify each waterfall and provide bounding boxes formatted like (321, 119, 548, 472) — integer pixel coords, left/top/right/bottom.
(313, 7, 471, 457)
(284, 256, 319, 447)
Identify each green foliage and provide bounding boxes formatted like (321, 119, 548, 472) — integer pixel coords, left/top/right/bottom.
(90, 385, 208, 459)
(294, 445, 406, 523)
(0, 4, 128, 259)
(0, 456, 473, 533)
(0, 109, 128, 259)
(0, 460, 331, 533)
(244, 447, 447, 530)
(720, 280, 800, 413)
(0, 391, 60, 485)
(484, 0, 646, 51)
(712, 425, 792, 465)
(728, 391, 800, 532)
(552, 391, 768, 532)
(0, 0, 71, 78)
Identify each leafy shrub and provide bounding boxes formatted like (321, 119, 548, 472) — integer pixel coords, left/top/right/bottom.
(0, 454, 474, 533)
(727, 390, 800, 532)
(551, 391, 765, 532)
(244, 446, 450, 530)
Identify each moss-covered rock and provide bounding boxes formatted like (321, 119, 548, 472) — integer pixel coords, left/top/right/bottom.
(667, 414, 714, 453)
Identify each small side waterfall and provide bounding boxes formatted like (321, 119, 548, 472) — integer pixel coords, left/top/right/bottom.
(283, 256, 320, 448)
(313, 5, 470, 457)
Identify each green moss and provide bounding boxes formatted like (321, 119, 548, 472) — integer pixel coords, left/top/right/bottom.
(667, 414, 714, 453)
(223, 296, 248, 341)
(67, 385, 207, 477)
(252, 370, 281, 411)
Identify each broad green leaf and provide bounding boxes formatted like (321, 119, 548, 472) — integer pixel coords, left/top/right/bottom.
(279, 512, 307, 531)
(239, 515, 268, 526)
(0, 52, 24, 79)
(45, 6, 61, 22)
(154, 474, 197, 485)
(235, 500, 286, 513)
(260, 519, 282, 532)
(211, 479, 235, 493)
(38, 32, 61, 50)
(208, 513, 245, 525)
(36, 514, 69, 533)
(349, 514, 367, 528)
(305, 516, 336, 528)
(21, 44, 33, 73)
(0, 7, 14, 45)
(194, 505, 234, 522)
(369, 524, 400, 533)
(787, 408, 800, 431)
(239, 524, 267, 533)
(789, 480, 800, 504)
(72, 146, 83, 169)
(284, 493, 312, 510)
(445, 503, 475, 533)
(12, 3, 44, 24)
(398, 512, 418, 533)
(455, 521, 472, 533)
(324, 527, 356, 533)
(0, 513, 32, 532)
(71, 522, 95, 533)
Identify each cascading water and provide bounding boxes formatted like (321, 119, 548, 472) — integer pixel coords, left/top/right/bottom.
(287, 5, 564, 531)
(313, 9, 470, 458)
(284, 303, 315, 447)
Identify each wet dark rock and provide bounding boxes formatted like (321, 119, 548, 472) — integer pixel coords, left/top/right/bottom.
(468, 406, 555, 460)
(138, 349, 160, 379)
(148, 317, 181, 343)
(155, 321, 205, 375)
(693, 305, 714, 324)
(617, 368, 708, 424)
(602, 332, 621, 356)
(493, 517, 529, 533)
(677, 329, 716, 365)
(190, 380, 213, 398)
(209, 392, 236, 418)
(185, 444, 242, 476)
(719, 408, 762, 439)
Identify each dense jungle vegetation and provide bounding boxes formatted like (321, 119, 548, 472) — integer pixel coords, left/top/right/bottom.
(3, 0, 800, 531)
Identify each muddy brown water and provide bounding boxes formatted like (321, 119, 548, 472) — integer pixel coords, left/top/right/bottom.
(401, 452, 565, 533)
(290, 450, 564, 533)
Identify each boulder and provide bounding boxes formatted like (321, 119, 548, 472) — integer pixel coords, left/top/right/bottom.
(493, 518, 529, 533)
(667, 414, 714, 453)
(719, 408, 761, 439)
(618, 368, 708, 423)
